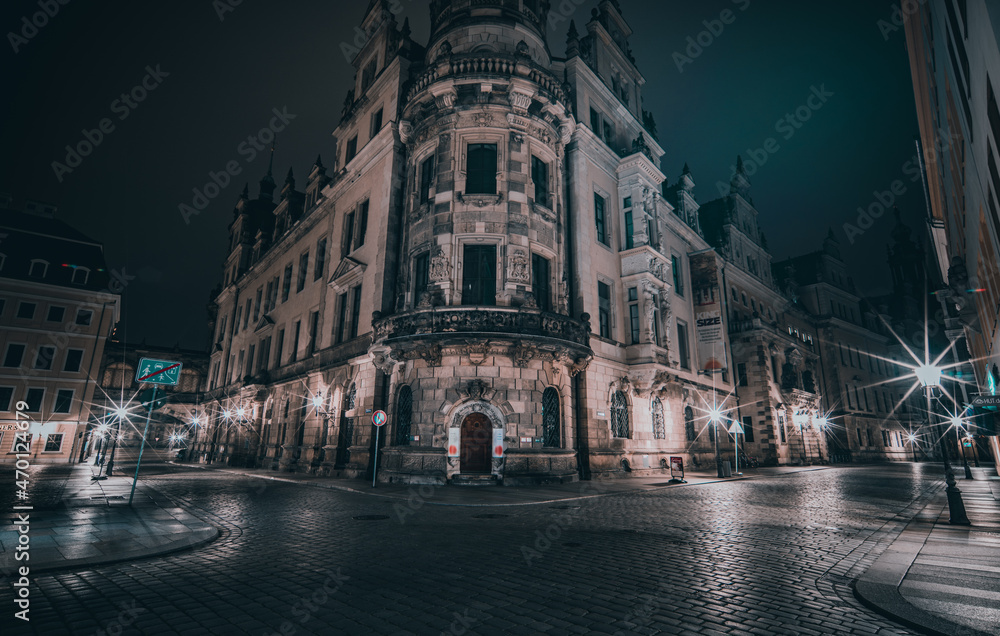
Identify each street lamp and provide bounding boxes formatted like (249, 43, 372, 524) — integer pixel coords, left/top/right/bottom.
(917, 364, 970, 525)
(907, 432, 918, 463)
(949, 413, 974, 479)
(709, 406, 724, 478)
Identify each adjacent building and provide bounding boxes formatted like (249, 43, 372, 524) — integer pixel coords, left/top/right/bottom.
(0, 197, 120, 463)
(904, 0, 1000, 465)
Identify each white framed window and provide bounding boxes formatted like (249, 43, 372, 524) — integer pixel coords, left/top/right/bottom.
(29, 259, 48, 277)
(71, 267, 90, 285)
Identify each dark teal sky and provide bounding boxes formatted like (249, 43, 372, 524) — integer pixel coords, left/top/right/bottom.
(0, 0, 923, 348)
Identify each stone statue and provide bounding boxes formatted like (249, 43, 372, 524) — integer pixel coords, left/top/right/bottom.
(508, 249, 529, 283)
(642, 280, 657, 343)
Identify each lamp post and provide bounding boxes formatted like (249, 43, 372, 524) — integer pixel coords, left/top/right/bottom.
(907, 431, 918, 463)
(709, 407, 724, 477)
(104, 406, 128, 477)
(950, 414, 974, 480)
(916, 364, 970, 525)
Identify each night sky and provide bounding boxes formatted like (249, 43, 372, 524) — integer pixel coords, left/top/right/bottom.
(0, 0, 924, 349)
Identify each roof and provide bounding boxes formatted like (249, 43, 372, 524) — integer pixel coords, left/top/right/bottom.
(0, 210, 112, 291)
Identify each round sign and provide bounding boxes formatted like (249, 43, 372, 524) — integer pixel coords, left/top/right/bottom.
(372, 410, 387, 427)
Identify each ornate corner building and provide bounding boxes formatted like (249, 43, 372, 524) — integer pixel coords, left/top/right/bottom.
(195, 0, 934, 484)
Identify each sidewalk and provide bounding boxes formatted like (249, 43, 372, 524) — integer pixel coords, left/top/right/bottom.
(855, 466, 1000, 636)
(0, 463, 219, 575)
(178, 460, 833, 506)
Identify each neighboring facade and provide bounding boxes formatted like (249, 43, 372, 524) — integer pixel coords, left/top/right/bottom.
(88, 340, 209, 455)
(699, 160, 828, 466)
(904, 0, 1000, 465)
(0, 199, 120, 463)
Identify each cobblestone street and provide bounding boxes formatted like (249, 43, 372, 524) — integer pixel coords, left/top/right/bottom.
(0, 463, 955, 635)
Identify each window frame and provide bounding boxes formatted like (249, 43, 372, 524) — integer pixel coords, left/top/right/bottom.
(594, 192, 608, 246)
(33, 345, 56, 370)
(43, 433, 63, 452)
(75, 309, 93, 326)
(53, 389, 74, 414)
(531, 155, 549, 208)
(465, 143, 498, 195)
(3, 343, 26, 368)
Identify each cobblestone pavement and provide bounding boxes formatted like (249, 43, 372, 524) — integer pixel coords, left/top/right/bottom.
(0, 462, 948, 635)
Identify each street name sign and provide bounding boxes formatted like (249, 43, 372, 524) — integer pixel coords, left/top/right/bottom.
(136, 358, 182, 385)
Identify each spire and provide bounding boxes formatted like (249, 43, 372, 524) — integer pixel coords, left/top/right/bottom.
(736, 155, 745, 174)
(314, 154, 324, 170)
(682, 162, 691, 175)
(258, 141, 276, 201)
(281, 167, 296, 200)
(401, 17, 411, 38)
(240, 183, 249, 200)
(566, 20, 580, 57)
(729, 155, 752, 200)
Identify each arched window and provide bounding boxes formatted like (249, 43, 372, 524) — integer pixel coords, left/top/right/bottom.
(345, 383, 356, 411)
(652, 397, 666, 440)
(684, 406, 695, 442)
(395, 385, 412, 446)
(542, 387, 560, 447)
(610, 390, 630, 438)
(71, 267, 90, 285)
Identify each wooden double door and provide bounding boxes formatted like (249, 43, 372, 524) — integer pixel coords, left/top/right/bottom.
(460, 413, 492, 474)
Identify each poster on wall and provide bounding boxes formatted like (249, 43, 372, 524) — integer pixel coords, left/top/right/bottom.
(448, 428, 460, 457)
(492, 427, 504, 458)
(690, 250, 728, 374)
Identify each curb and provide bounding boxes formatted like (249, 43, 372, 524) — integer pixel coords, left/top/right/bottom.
(172, 461, 833, 507)
(852, 496, 995, 636)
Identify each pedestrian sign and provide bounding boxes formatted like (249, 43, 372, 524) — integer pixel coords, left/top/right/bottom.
(136, 358, 182, 385)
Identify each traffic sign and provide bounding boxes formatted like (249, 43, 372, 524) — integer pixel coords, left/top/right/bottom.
(971, 395, 1000, 407)
(139, 387, 168, 410)
(372, 410, 387, 427)
(136, 358, 182, 386)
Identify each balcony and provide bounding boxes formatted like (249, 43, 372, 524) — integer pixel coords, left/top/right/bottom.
(374, 306, 590, 347)
(404, 52, 569, 107)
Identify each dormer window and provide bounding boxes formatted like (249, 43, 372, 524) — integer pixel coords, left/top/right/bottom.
(71, 267, 89, 285)
(29, 259, 48, 278)
(361, 58, 377, 93)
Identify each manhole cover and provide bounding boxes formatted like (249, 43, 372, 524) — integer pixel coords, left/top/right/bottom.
(563, 542, 582, 547)
(352, 515, 390, 521)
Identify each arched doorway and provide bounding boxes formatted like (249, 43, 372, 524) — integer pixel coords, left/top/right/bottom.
(460, 413, 491, 474)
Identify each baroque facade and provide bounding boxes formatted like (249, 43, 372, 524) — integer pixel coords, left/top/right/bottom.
(194, 0, 933, 483)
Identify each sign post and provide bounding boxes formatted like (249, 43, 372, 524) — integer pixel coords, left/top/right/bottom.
(129, 358, 182, 506)
(372, 410, 386, 488)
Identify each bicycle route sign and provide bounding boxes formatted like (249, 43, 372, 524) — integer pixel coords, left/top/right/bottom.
(136, 358, 182, 386)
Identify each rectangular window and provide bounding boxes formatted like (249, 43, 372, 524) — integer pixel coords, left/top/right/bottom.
(297, 252, 309, 292)
(779, 413, 787, 443)
(260, 337, 271, 372)
(336, 292, 348, 344)
(598, 282, 611, 339)
(63, 348, 83, 373)
(345, 135, 358, 163)
(743, 416, 755, 443)
(290, 321, 301, 362)
(308, 311, 319, 355)
(34, 346, 55, 370)
(866, 429, 874, 446)
(24, 388, 43, 412)
(356, 200, 369, 248)
(46, 306, 65, 322)
(628, 303, 640, 345)
(672, 255, 684, 296)
(856, 427, 863, 447)
(254, 287, 263, 321)
(342, 211, 355, 257)
(846, 384, 854, 409)
(771, 356, 780, 384)
(17, 302, 36, 319)
(350, 285, 363, 339)
(531, 156, 549, 207)
(677, 320, 690, 370)
(737, 363, 748, 387)
(264, 281, 274, 313)
(466, 144, 498, 195)
(3, 344, 25, 368)
(602, 120, 614, 146)
(531, 253, 551, 312)
(461, 245, 497, 306)
(275, 329, 285, 368)
(369, 108, 383, 138)
(236, 350, 244, 379)
(414, 252, 430, 302)
(315, 238, 327, 281)
(361, 58, 377, 92)
(419, 155, 436, 204)
(282, 264, 293, 302)
(624, 211, 634, 250)
(44, 434, 63, 452)
(594, 193, 607, 245)
(589, 107, 600, 133)
(0, 387, 12, 411)
(54, 389, 73, 413)
(234, 307, 242, 334)
(244, 299, 251, 329)
(247, 344, 255, 377)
